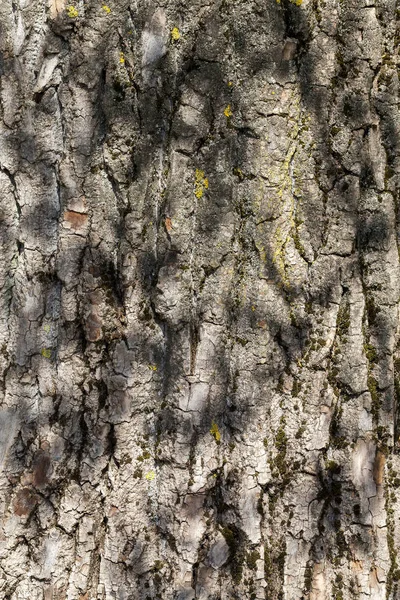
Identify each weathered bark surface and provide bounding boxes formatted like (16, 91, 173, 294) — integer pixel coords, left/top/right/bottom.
(0, 0, 400, 598)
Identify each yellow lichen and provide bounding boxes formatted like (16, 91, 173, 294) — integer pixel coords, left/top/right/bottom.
(66, 5, 78, 17)
(233, 167, 244, 180)
(171, 27, 180, 41)
(41, 348, 51, 359)
(210, 421, 221, 443)
(194, 169, 208, 199)
(102, 4, 111, 13)
(224, 105, 233, 118)
(145, 470, 156, 481)
(43, 324, 51, 333)
(119, 52, 125, 64)
(228, 81, 234, 87)
(149, 364, 157, 371)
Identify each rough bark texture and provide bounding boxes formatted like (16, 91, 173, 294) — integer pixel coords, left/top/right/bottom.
(0, 0, 400, 598)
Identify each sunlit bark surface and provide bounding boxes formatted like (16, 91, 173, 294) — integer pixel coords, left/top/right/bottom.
(0, 0, 400, 598)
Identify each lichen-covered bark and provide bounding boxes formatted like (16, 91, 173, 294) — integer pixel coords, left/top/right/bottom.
(0, 0, 400, 598)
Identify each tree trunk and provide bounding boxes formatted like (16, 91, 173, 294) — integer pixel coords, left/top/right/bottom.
(0, 0, 399, 598)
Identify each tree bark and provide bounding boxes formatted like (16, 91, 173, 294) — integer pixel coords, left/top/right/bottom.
(0, 0, 399, 598)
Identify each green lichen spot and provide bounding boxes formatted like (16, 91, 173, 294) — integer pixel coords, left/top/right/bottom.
(66, 5, 78, 17)
(220, 526, 244, 584)
(41, 348, 51, 359)
(246, 550, 260, 569)
(233, 167, 244, 180)
(153, 560, 164, 571)
(275, 427, 287, 452)
(138, 450, 151, 461)
(337, 301, 350, 338)
(303, 563, 313, 593)
(210, 421, 221, 443)
(145, 470, 155, 481)
(326, 460, 341, 475)
(365, 342, 377, 363)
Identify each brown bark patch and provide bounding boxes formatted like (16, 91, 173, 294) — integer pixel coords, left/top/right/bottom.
(88, 290, 102, 306)
(369, 567, 380, 592)
(64, 210, 88, 230)
(13, 488, 37, 516)
(373, 450, 385, 485)
(350, 560, 364, 574)
(165, 217, 172, 232)
(283, 39, 297, 61)
(49, 0, 66, 18)
(43, 587, 54, 600)
(33, 450, 51, 487)
(85, 312, 102, 342)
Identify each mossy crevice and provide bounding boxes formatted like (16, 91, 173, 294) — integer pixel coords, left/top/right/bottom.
(220, 525, 246, 584)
